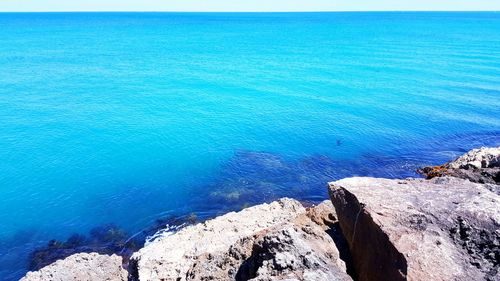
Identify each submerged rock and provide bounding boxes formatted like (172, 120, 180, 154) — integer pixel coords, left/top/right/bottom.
(329, 177, 500, 281)
(130, 198, 351, 280)
(27, 214, 199, 274)
(419, 146, 500, 184)
(28, 224, 137, 272)
(21, 253, 128, 281)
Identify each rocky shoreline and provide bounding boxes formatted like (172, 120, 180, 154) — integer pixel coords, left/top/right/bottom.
(22, 147, 499, 281)
(418, 146, 499, 185)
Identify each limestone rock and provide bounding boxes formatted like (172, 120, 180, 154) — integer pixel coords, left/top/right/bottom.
(448, 146, 500, 170)
(419, 146, 500, 184)
(130, 198, 351, 281)
(21, 253, 127, 281)
(243, 215, 350, 281)
(329, 177, 500, 281)
(305, 200, 337, 230)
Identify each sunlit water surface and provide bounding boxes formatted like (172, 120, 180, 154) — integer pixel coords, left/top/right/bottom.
(0, 12, 499, 279)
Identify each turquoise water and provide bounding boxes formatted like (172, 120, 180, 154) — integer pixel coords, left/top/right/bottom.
(1, 12, 500, 279)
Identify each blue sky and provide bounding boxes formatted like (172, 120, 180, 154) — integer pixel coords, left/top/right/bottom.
(1, 0, 499, 12)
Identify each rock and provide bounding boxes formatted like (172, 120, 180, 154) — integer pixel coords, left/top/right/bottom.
(21, 253, 128, 281)
(329, 177, 500, 281)
(130, 198, 351, 281)
(27, 224, 134, 272)
(246, 218, 350, 281)
(27, 215, 200, 274)
(448, 147, 500, 169)
(419, 146, 500, 184)
(305, 200, 337, 230)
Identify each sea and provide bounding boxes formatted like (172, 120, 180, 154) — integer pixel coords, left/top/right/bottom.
(0, 12, 499, 279)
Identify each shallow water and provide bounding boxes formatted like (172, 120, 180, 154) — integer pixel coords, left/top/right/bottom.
(0, 12, 499, 279)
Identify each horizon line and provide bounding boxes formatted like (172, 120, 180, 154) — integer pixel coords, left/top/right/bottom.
(0, 10, 499, 13)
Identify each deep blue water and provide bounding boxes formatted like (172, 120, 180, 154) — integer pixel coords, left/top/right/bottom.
(0, 12, 499, 279)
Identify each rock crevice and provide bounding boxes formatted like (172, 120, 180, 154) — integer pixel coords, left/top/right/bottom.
(329, 184, 407, 281)
(329, 177, 499, 281)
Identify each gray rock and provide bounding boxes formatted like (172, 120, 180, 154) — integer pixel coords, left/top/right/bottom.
(130, 198, 351, 281)
(21, 253, 128, 281)
(419, 146, 500, 185)
(448, 147, 500, 170)
(329, 177, 500, 281)
(246, 213, 351, 281)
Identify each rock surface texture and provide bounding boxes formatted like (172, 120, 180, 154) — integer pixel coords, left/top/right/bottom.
(329, 177, 500, 281)
(130, 198, 351, 281)
(419, 146, 500, 185)
(21, 253, 128, 281)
